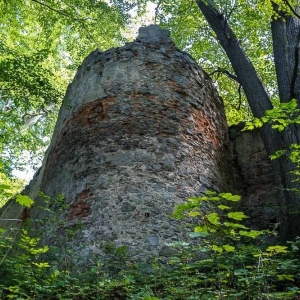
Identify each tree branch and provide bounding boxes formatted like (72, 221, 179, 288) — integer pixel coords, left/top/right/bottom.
(209, 67, 239, 83)
(154, 0, 162, 24)
(196, 0, 284, 173)
(196, 0, 273, 117)
(31, 0, 70, 18)
(30, 0, 98, 43)
(284, 0, 300, 20)
(237, 83, 242, 110)
(209, 67, 242, 110)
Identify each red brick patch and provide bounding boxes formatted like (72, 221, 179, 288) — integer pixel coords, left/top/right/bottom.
(68, 189, 91, 221)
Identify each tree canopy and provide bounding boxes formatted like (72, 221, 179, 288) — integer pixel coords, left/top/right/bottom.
(0, 0, 133, 178)
(0, 0, 283, 176)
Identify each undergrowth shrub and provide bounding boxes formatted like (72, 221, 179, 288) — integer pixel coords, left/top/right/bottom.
(0, 191, 300, 299)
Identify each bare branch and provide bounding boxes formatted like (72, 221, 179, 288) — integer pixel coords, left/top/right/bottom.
(208, 67, 242, 110)
(209, 67, 239, 83)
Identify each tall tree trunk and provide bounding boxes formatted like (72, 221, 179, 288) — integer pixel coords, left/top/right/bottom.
(271, 5, 300, 102)
(196, 0, 300, 240)
(271, 10, 300, 239)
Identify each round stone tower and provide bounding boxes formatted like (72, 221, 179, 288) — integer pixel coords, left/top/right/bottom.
(0, 25, 230, 263)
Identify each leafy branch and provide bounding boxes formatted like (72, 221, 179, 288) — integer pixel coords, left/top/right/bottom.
(31, 0, 72, 19)
(30, 0, 98, 43)
(283, 0, 300, 19)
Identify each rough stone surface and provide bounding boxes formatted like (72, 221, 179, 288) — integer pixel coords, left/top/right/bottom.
(0, 25, 282, 266)
(229, 124, 279, 231)
(0, 25, 231, 264)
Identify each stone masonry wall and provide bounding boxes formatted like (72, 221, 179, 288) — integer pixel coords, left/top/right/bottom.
(0, 25, 231, 264)
(229, 124, 279, 231)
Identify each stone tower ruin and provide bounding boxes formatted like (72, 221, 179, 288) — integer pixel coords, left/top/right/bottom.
(0, 25, 232, 264)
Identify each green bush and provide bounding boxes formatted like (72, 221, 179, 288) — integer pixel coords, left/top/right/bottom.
(0, 191, 300, 299)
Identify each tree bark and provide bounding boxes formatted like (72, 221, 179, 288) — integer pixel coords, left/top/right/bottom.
(271, 10, 300, 239)
(196, 0, 300, 240)
(271, 17, 293, 103)
(271, 5, 300, 103)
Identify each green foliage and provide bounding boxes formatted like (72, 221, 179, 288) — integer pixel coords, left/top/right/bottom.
(0, 228, 52, 298)
(244, 99, 300, 184)
(244, 99, 300, 132)
(2, 1, 300, 298)
(169, 191, 300, 298)
(1, 191, 300, 299)
(0, 0, 133, 176)
(15, 194, 34, 208)
(1, 0, 287, 176)
(0, 172, 23, 207)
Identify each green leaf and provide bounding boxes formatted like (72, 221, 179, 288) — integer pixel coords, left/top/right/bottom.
(15, 194, 34, 207)
(218, 205, 230, 210)
(32, 262, 50, 268)
(205, 190, 217, 196)
(227, 212, 248, 221)
(270, 150, 286, 160)
(211, 245, 223, 253)
(224, 222, 247, 229)
(0, 184, 10, 191)
(206, 212, 220, 225)
(243, 122, 254, 131)
(219, 193, 241, 202)
(223, 244, 235, 252)
(253, 118, 263, 128)
(194, 225, 208, 234)
(239, 230, 262, 238)
(29, 245, 49, 255)
(282, 99, 297, 110)
(234, 269, 248, 276)
(266, 245, 288, 254)
(277, 274, 294, 281)
(188, 196, 201, 204)
(272, 124, 285, 131)
(188, 211, 200, 217)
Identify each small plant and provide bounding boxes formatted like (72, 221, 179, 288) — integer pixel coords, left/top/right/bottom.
(0, 190, 300, 299)
(170, 190, 300, 299)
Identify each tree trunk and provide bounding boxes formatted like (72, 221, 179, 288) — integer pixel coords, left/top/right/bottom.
(271, 11, 300, 239)
(197, 0, 300, 240)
